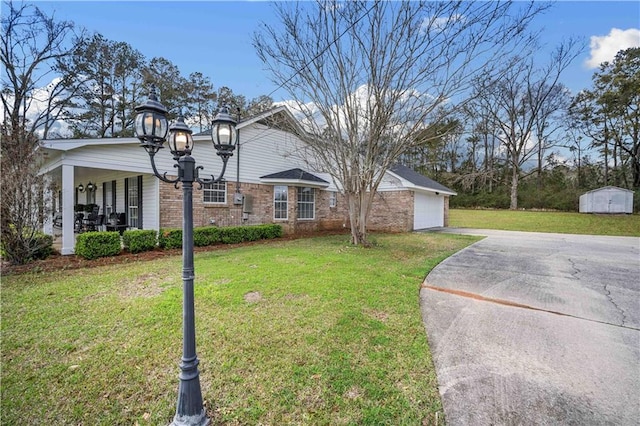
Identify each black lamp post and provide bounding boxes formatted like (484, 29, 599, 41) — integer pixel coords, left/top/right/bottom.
(135, 86, 237, 426)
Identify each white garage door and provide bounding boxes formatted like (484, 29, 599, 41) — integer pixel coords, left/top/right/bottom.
(413, 192, 444, 230)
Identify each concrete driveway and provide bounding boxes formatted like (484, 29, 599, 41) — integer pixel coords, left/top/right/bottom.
(420, 229, 640, 425)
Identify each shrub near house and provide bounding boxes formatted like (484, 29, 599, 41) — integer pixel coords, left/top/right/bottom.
(74, 224, 283, 260)
(159, 224, 283, 249)
(75, 232, 121, 260)
(122, 230, 158, 253)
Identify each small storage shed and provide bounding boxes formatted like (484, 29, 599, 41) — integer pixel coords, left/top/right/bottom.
(579, 186, 634, 214)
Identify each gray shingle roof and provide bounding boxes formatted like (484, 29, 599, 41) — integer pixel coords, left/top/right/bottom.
(389, 164, 455, 194)
(260, 168, 329, 184)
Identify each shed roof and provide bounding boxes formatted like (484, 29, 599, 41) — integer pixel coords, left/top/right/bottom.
(582, 186, 634, 195)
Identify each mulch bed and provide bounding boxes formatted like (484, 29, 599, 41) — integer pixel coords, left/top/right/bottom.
(1, 247, 182, 276)
(1, 231, 350, 276)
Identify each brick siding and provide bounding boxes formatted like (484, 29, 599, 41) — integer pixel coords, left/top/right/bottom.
(367, 190, 414, 232)
(159, 179, 439, 233)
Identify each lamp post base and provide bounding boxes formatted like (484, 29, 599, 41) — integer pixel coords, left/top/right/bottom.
(170, 410, 210, 426)
(169, 373, 209, 426)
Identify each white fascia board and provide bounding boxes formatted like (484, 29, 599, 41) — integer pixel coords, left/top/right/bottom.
(42, 137, 139, 151)
(259, 178, 330, 188)
(405, 182, 457, 196)
(385, 170, 457, 196)
(37, 156, 65, 175)
(236, 105, 290, 129)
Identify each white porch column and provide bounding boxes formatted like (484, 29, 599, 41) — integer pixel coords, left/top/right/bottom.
(61, 164, 75, 255)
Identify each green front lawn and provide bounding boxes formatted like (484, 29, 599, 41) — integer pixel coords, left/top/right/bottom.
(449, 209, 640, 236)
(1, 232, 477, 425)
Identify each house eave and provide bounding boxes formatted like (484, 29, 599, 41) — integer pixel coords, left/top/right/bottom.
(259, 178, 330, 188)
(408, 184, 457, 196)
(41, 137, 139, 151)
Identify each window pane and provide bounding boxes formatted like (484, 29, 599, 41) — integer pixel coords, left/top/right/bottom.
(127, 177, 139, 228)
(105, 182, 114, 216)
(274, 185, 288, 219)
(204, 181, 227, 204)
(297, 187, 314, 219)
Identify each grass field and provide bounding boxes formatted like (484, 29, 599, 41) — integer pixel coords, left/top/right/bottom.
(449, 209, 640, 236)
(1, 232, 478, 425)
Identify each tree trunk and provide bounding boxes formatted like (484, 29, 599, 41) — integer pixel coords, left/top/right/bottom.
(510, 165, 519, 210)
(347, 191, 372, 246)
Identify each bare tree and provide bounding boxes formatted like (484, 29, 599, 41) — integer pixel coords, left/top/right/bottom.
(471, 40, 581, 209)
(458, 102, 503, 193)
(1, 1, 78, 263)
(533, 84, 571, 188)
(254, 0, 547, 244)
(0, 123, 55, 264)
(1, 1, 81, 138)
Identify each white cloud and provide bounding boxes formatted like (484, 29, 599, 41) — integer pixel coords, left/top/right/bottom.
(585, 27, 640, 68)
(1, 77, 75, 139)
(421, 14, 465, 34)
(277, 84, 444, 137)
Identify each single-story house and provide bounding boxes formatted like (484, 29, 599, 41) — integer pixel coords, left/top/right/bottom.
(579, 186, 634, 214)
(39, 106, 456, 254)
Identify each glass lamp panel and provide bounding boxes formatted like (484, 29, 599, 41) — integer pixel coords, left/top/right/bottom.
(227, 124, 237, 145)
(145, 113, 155, 136)
(174, 132, 191, 154)
(218, 125, 231, 145)
(135, 113, 144, 137)
(156, 116, 168, 139)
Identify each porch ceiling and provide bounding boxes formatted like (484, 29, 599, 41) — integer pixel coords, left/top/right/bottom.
(46, 166, 148, 185)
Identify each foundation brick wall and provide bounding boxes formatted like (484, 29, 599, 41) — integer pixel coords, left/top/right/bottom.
(159, 177, 183, 229)
(159, 181, 350, 233)
(159, 180, 419, 233)
(367, 190, 414, 232)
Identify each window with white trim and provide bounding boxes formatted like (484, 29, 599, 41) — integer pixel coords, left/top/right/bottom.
(274, 185, 288, 220)
(297, 187, 315, 219)
(126, 176, 140, 228)
(203, 181, 227, 204)
(104, 181, 115, 216)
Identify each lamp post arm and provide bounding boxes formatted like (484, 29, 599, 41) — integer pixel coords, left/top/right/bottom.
(149, 150, 181, 185)
(195, 155, 230, 186)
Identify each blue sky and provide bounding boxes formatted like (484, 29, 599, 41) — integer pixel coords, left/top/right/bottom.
(26, 1, 640, 102)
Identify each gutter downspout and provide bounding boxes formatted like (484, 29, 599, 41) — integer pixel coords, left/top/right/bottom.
(236, 108, 241, 194)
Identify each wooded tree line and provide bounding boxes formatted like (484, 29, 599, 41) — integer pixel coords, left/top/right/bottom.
(402, 47, 640, 211)
(1, 2, 274, 141)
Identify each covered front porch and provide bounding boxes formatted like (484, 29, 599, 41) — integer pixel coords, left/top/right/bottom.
(39, 137, 167, 254)
(41, 163, 157, 254)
